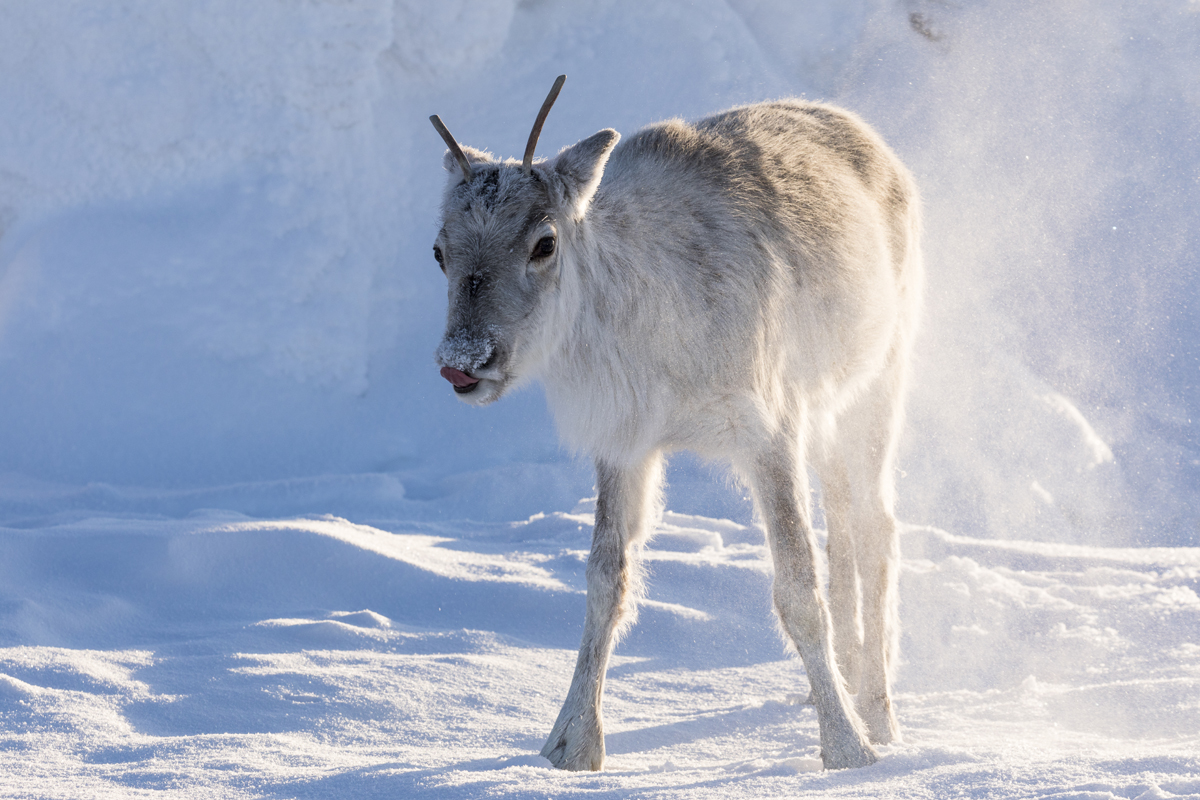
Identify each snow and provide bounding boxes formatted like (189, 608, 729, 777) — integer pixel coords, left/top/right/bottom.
(0, 0, 1198, 797)
(2, 514, 1198, 797)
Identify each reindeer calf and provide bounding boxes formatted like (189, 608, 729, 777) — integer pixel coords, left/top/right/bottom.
(429, 77, 923, 771)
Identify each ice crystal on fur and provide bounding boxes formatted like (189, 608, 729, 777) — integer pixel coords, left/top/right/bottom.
(435, 327, 497, 373)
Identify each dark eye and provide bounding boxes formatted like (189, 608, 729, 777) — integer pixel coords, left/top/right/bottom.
(533, 236, 555, 259)
(433, 245, 445, 271)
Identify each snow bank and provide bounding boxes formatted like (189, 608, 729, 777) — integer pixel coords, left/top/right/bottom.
(0, 0, 1197, 546)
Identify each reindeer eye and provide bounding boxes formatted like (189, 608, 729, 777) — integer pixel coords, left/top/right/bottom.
(533, 236, 556, 259)
(433, 246, 445, 271)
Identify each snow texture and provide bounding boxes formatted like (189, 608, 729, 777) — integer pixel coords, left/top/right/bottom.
(0, 0, 1198, 797)
(435, 325, 498, 374)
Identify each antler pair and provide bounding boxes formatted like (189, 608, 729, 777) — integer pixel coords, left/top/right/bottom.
(430, 74, 567, 182)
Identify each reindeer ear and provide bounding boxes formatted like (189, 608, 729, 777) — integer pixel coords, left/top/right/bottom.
(442, 145, 495, 180)
(549, 129, 620, 217)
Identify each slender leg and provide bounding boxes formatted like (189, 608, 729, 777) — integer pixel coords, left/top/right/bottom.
(832, 364, 906, 745)
(819, 456, 863, 695)
(852, 499, 900, 745)
(542, 451, 664, 771)
(746, 434, 876, 770)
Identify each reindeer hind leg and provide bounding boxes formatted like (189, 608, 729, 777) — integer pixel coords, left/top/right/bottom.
(831, 364, 906, 746)
(744, 431, 876, 769)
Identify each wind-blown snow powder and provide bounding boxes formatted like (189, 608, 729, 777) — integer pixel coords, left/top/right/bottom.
(0, 0, 1198, 797)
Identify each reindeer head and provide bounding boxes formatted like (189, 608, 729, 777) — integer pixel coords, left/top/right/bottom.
(430, 76, 620, 405)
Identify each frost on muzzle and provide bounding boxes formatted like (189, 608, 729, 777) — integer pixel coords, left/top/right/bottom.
(435, 327, 498, 394)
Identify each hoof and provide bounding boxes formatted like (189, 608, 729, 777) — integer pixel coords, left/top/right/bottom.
(857, 694, 900, 745)
(541, 716, 605, 771)
(821, 738, 878, 770)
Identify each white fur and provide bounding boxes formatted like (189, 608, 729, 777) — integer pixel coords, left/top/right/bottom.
(432, 99, 923, 771)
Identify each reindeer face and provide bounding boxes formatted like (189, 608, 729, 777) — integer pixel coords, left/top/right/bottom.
(433, 163, 561, 406)
(428, 76, 619, 406)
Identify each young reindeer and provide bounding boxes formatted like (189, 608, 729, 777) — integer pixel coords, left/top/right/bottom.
(429, 76, 922, 772)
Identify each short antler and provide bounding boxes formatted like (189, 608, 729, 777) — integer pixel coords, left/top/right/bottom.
(430, 114, 473, 182)
(522, 75, 567, 175)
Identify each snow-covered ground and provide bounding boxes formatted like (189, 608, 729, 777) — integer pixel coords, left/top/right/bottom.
(3, 512, 1198, 798)
(1, 0, 1198, 797)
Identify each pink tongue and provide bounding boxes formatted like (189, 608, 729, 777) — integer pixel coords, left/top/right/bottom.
(440, 366, 479, 387)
